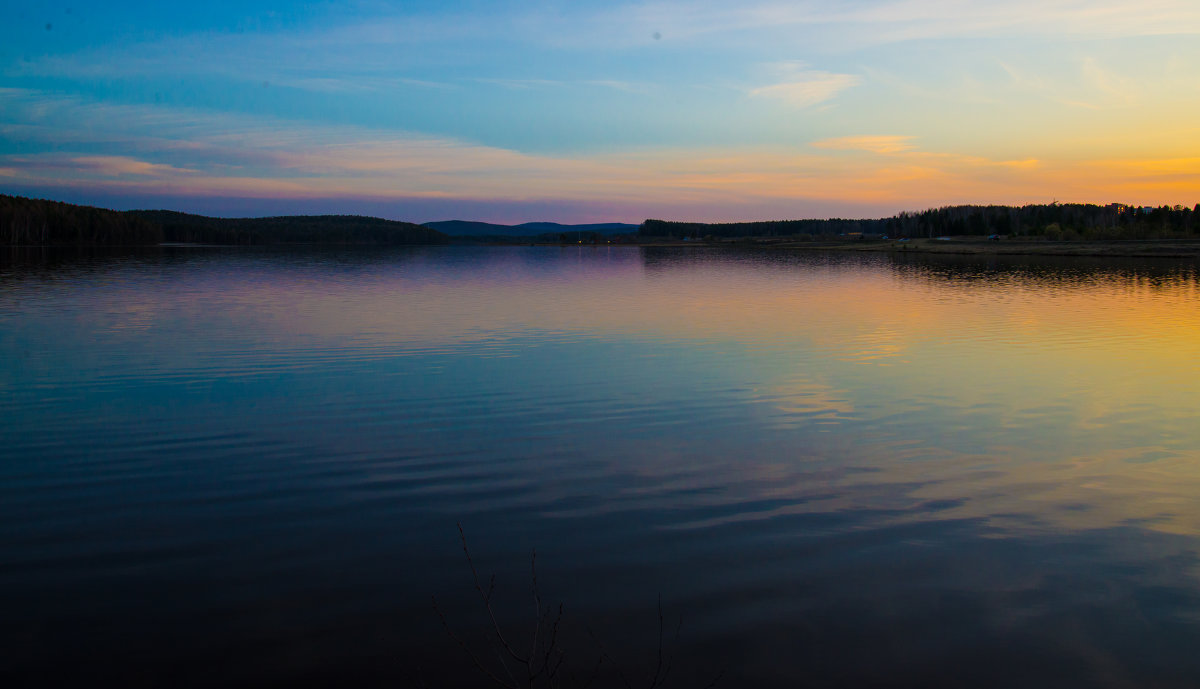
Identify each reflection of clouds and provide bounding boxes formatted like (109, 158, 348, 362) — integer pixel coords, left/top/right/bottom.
(13, 248, 1200, 688)
(890, 446, 1200, 538)
(647, 439, 1200, 541)
(756, 376, 856, 427)
(837, 325, 908, 365)
(100, 302, 158, 334)
(19, 248, 1200, 542)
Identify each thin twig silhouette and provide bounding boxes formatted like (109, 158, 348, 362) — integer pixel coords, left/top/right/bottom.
(433, 522, 721, 689)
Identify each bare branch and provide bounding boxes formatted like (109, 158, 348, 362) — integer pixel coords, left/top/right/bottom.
(541, 602, 564, 680)
(440, 525, 724, 689)
(530, 548, 542, 684)
(648, 594, 665, 689)
(432, 594, 516, 689)
(457, 522, 529, 667)
(586, 625, 635, 689)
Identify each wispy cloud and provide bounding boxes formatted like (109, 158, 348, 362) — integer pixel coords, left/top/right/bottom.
(812, 136, 916, 154)
(602, 0, 1200, 45)
(750, 74, 860, 108)
(69, 156, 198, 177)
(25, 1, 1199, 90)
(474, 78, 563, 90)
(2, 88, 1196, 219)
(277, 76, 457, 93)
(749, 62, 860, 108)
(991, 56, 1144, 110)
(1080, 57, 1138, 107)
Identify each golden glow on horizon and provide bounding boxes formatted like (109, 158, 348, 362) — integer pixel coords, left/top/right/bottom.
(2, 0, 1199, 220)
(3, 86, 1198, 218)
(9, 144, 1198, 214)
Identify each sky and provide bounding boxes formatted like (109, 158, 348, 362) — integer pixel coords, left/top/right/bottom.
(1, 1, 1199, 223)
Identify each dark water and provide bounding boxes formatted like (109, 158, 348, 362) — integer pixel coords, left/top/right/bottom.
(5, 245, 1200, 688)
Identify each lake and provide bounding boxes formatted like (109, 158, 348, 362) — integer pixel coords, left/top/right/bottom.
(4, 245, 1200, 688)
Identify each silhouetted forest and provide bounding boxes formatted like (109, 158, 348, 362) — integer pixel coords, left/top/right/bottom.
(130, 210, 448, 245)
(6, 194, 1199, 246)
(0, 194, 161, 245)
(1, 195, 448, 246)
(641, 203, 1200, 240)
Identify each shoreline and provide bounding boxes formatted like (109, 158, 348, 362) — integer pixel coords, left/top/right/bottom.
(625, 237, 1200, 259)
(6, 238, 1200, 260)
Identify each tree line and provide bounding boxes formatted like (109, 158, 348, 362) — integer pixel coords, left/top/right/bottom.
(640, 203, 1200, 241)
(6, 194, 1199, 246)
(129, 210, 448, 245)
(0, 194, 161, 245)
(1, 195, 449, 246)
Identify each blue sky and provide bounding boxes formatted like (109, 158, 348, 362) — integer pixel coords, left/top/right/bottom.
(2, 1, 1199, 222)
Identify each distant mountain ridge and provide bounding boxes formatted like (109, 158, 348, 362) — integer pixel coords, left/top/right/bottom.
(132, 209, 447, 245)
(2, 194, 641, 246)
(423, 220, 639, 237)
(0, 195, 448, 246)
(8, 193, 1198, 247)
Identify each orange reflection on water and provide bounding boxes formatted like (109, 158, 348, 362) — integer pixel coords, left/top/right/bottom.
(156, 248, 1200, 537)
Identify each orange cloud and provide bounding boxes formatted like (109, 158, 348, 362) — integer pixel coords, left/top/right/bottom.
(811, 135, 916, 154)
(71, 156, 198, 177)
(5, 113, 1197, 214)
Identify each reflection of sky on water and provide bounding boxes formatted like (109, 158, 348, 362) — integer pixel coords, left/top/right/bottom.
(5, 246, 1200, 687)
(6, 247, 1200, 537)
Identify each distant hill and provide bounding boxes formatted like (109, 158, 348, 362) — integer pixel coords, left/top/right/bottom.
(424, 220, 638, 237)
(420, 220, 513, 237)
(9, 193, 1197, 247)
(0, 196, 450, 246)
(131, 210, 448, 246)
(1, 194, 160, 245)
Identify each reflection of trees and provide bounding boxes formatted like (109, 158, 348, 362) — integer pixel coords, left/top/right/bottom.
(887, 252, 1200, 291)
(636, 244, 1199, 292)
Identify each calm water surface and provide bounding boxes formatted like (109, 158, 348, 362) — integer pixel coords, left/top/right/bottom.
(4, 246, 1200, 688)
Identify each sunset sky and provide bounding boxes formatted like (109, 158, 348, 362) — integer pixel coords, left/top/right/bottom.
(2, 0, 1199, 223)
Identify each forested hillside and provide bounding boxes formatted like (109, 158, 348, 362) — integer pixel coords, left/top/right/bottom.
(641, 203, 1200, 240)
(0, 196, 448, 246)
(131, 210, 448, 245)
(5, 194, 1198, 246)
(0, 194, 161, 245)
